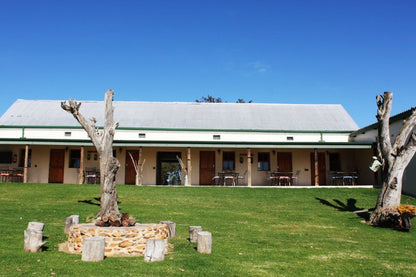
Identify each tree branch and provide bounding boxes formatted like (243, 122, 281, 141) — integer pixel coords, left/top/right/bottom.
(393, 108, 416, 153)
(61, 99, 102, 149)
(376, 92, 394, 164)
(398, 133, 416, 170)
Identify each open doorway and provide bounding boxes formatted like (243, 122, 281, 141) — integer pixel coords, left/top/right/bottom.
(156, 152, 182, 185)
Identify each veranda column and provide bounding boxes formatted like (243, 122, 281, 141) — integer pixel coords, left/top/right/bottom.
(314, 148, 319, 186)
(247, 148, 252, 187)
(23, 145, 29, 183)
(187, 147, 192, 186)
(79, 146, 84, 184)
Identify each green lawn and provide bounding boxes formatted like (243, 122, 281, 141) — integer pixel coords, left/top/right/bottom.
(0, 183, 415, 276)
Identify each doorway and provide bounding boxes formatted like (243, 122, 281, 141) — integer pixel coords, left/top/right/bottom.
(200, 151, 215, 185)
(277, 152, 293, 172)
(125, 150, 138, 185)
(49, 149, 65, 183)
(157, 152, 182, 185)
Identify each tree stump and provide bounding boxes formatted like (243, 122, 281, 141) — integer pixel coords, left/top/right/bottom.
(28, 222, 44, 232)
(24, 222, 47, 253)
(144, 239, 167, 262)
(197, 231, 212, 254)
(81, 236, 105, 262)
(64, 215, 80, 234)
(189, 226, 202, 243)
(160, 221, 176, 238)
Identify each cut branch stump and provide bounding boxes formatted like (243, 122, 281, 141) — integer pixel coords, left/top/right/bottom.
(189, 226, 202, 243)
(24, 222, 47, 253)
(197, 231, 212, 254)
(144, 239, 167, 262)
(81, 236, 105, 262)
(64, 215, 79, 234)
(160, 221, 176, 238)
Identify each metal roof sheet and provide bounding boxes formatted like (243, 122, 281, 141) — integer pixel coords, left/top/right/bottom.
(0, 99, 359, 131)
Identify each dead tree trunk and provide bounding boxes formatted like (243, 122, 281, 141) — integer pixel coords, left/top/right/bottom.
(62, 90, 133, 226)
(369, 92, 416, 227)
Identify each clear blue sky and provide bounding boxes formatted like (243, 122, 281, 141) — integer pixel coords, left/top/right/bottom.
(1, 0, 415, 128)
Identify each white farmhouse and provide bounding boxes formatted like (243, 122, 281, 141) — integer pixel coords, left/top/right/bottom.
(0, 99, 375, 186)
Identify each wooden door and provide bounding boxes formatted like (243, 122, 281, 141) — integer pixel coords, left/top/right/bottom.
(310, 152, 326, 185)
(200, 151, 215, 185)
(125, 150, 138, 185)
(277, 152, 293, 172)
(49, 149, 65, 183)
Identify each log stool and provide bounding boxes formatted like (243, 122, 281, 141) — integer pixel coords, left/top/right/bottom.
(82, 236, 105, 262)
(144, 239, 167, 262)
(189, 226, 202, 243)
(65, 215, 79, 234)
(160, 221, 176, 238)
(197, 231, 212, 254)
(24, 222, 47, 253)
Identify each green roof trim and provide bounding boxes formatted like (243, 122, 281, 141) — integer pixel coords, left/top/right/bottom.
(0, 125, 355, 134)
(0, 137, 372, 149)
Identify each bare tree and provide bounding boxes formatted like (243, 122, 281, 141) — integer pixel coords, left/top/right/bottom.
(128, 151, 145, 186)
(196, 95, 252, 103)
(369, 92, 416, 227)
(61, 89, 135, 226)
(196, 95, 223, 103)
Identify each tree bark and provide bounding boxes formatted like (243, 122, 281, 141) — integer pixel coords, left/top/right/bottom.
(370, 92, 416, 227)
(61, 90, 132, 226)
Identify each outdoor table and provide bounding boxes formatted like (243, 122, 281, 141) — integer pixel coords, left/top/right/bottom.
(0, 168, 23, 182)
(218, 172, 239, 186)
(270, 172, 293, 186)
(331, 172, 358, 186)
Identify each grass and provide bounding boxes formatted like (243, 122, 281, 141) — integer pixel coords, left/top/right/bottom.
(0, 183, 415, 276)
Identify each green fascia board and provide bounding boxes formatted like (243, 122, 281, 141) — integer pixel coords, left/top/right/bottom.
(0, 137, 372, 149)
(0, 125, 354, 134)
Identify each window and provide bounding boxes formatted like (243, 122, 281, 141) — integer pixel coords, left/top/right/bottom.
(222, 151, 235, 171)
(0, 151, 12, 163)
(257, 152, 270, 171)
(329, 153, 341, 171)
(69, 149, 81, 168)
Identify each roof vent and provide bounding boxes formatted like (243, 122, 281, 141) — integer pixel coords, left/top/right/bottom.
(213, 135, 221, 140)
(65, 132, 72, 137)
(286, 136, 294, 141)
(139, 133, 146, 138)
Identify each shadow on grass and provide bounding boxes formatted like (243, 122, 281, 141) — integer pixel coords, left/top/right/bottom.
(315, 197, 374, 221)
(78, 197, 121, 207)
(42, 235, 49, 251)
(78, 197, 101, 206)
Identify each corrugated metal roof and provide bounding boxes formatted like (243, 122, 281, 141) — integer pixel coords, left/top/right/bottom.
(0, 99, 359, 131)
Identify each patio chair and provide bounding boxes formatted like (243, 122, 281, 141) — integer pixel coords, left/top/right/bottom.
(237, 170, 247, 186)
(0, 169, 10, 182)
(212, 175, 221, 186)
(11, 169, 24, 182)
(278, 175, 291, 186)
(291, 170, 300, 186)
(84, 168, 99, 184)
(223, 175, 236, 186)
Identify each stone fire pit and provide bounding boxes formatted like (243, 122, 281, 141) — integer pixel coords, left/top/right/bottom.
(65, 223, 169, 257)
